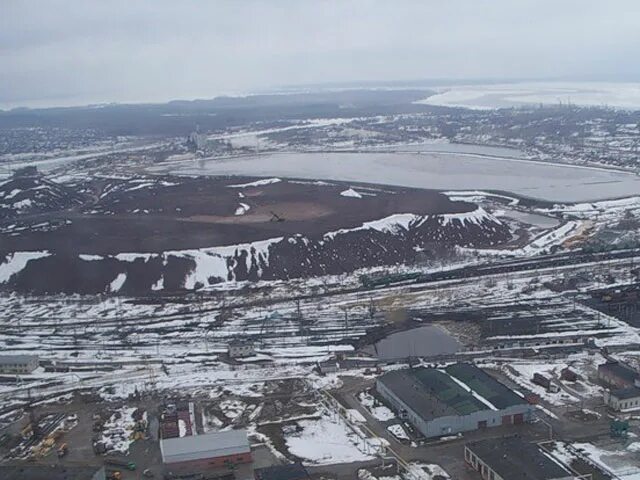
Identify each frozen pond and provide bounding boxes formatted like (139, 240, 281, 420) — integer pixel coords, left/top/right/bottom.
(500, 210, 560, 228)
(151, 151, 640, 202)
(364, 325, 461, 360)
(373, 142, 529, 159)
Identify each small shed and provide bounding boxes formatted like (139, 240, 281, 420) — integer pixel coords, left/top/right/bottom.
(560, 367, 579, 382)
(227, 340, 256, 359)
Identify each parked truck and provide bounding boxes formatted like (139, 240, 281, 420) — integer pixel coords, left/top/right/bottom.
(105, 457, 136, 471)
(106, 469, 122, 480)
(57, 443, 68, 458)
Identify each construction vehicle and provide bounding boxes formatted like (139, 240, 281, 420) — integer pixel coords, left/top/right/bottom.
(57, 443, 68, 458)
(105, 457, 136, 471)
(611, 418, 629, 438)
(269, 211, 285, 222)
(106, 469, 123, 480)
(20, 423, 33, 439)
(42, 436, 55, 448)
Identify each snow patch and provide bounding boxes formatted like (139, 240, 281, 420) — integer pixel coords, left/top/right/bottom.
(151, 276, 164, 291)
(439, 207, 499, 227)
(284, 412, 376, 465)
(79, 254, 103, 261)
(234, 203, 251, 215)
(0, 251, 50, 283)
(12, 199, 33, 209)
(387, 424, 409, 441)
(340, 188, 363, 199)
(109, 273, 127, 292)
(227, 178, 281, 188)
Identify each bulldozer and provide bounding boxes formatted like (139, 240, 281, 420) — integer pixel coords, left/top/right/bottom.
(57, 443, 68, 458)
(269, 211, 285, 222)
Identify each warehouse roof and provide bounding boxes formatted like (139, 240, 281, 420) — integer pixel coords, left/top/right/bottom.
(610, 386, 640, 400)
(0, 465, 103, 480)
(0, 355, 38, 365)
(599, 361, 639, 384)
(446, 363, 527, 409)
(377, 368, 487, 421)
(160, 429, 250, 464)
(467, 437, 572, 480)
(254, 463, 311, 480)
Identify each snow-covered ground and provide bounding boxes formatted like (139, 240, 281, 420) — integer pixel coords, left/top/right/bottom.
(551, 440, 640, 480)
(100, 406, 142, 454)
(416, 82, 640, 111)
(284, 410, 378, 465)
(358, 391, 397, 422)
(387, 424, 409, 441)
(487, 351, 606, 406)
(0, 251, 50, 283)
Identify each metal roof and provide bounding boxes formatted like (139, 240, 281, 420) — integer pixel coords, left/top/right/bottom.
(446, 363, 527, 409)
(255, 463, 310, 480)
(467, 437, 572, 480)
(377, 367, 487, 421)
(0, 355, 38, 365)
(599, 361, 639, 384)
(610, 386, 640, 400)
(160, 429, 250, 464)
(0, 465, 103, 480)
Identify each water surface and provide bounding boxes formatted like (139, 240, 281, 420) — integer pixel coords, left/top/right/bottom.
(365, 325, 461, 360)
(151, 151, 640, 202)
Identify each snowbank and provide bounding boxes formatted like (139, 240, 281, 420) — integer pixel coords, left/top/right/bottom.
(0, 251, 50, 283)
(340, 188, 363, 198)
(227, 178, 281, 188)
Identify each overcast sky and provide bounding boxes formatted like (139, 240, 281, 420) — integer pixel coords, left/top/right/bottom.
(2, 0, 640, 108)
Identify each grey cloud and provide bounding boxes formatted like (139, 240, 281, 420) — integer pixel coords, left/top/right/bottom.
(1, 0, 639, 108)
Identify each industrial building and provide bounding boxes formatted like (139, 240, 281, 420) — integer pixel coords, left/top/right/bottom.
(489, 333, 592, 351)
(604, 386, 640, 411)
(465, 436, 574, 480)
(0, 355, 39, 374)
(376, 363, 533, 438)
(597, 360, 640, 389)
(0, 465, 105, 480)
(160, 429, 251, 470)
(254, 463, 311, 480)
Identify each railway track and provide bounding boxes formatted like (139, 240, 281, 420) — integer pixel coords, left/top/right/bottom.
(9, 247, 640, 329)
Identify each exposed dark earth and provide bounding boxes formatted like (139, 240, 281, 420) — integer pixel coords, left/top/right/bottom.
(1, 173, 510, 294)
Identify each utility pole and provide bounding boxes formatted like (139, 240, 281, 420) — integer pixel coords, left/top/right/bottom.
(341, 307, 350, 332)
(368, 296, 376, 321)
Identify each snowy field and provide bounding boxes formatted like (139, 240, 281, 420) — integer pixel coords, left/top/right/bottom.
(150, 151, 640, 202)
(416, 82, 640, 111)
(284, 410, 379, 465)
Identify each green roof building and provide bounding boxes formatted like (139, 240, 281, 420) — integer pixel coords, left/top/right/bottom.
(376, 363, 533, 438)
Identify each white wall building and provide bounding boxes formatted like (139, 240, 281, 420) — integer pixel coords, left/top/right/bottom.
(604, 386, 640, 412)
(0, 355, 39, 374)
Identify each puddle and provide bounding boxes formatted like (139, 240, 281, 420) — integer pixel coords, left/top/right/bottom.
(365, 325, 461, 360)
(501, 210, 560, 228)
